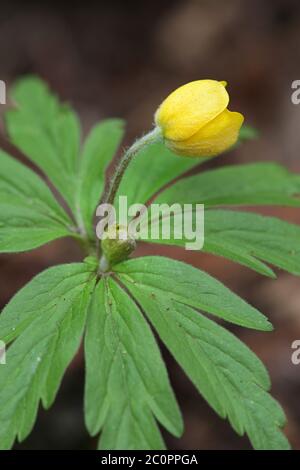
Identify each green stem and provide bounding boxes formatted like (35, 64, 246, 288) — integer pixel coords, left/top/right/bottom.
(103, 127, 162, 206)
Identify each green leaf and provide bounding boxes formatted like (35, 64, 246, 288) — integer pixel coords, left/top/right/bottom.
(0, 149, 75, 253)
(5, 77, 80, 211)
(76, 119, 124, 237)
(154, 163, 300, 207)
(204, 210, 300, 277)
(145, 221, 275, 279)
(84, 277, 183, 450)
(114, 256, 272, 331)
(0, 262, 96, 449)
(239, 125, 259, 141)
(5, 77, 125, 237)
(0, 204, 73, 253)
(116, 142, 202, 208)
(143, 209, 300, 278)
(0, 262, 96, 344)
(121, 283, 290, 450)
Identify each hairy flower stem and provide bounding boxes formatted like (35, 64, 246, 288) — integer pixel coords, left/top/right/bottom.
(103, 127, 162, 207)
(96, 127, 162, 262)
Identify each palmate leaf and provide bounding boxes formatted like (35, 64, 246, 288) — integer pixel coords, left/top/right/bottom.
(0, 149, 75, 253)
(5, 77, 81, 211)
(154, 162, 300, 207)
(0, 204, 73, 253)
(5, 77, 124, 236)
(114, 256, 290, 450)
(114, 256, 272, 331)
(129, 160, 300, 278)
(84, 277, 182, 450)
(0, 261, 96, 449)
(144, 208, 300, 278)
(204, 210, 300, 278)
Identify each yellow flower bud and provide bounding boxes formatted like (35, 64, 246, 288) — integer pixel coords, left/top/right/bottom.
(155, 80, 244, 158)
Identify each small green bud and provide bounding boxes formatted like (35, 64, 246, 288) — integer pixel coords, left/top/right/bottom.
(101, 224, 136, 270)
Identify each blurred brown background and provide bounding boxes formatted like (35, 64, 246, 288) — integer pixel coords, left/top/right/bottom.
(0, 0, 300, 450)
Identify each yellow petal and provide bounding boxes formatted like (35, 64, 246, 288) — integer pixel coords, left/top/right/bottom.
(166, 109, 244, 158)
(155, 80, 229, 142)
